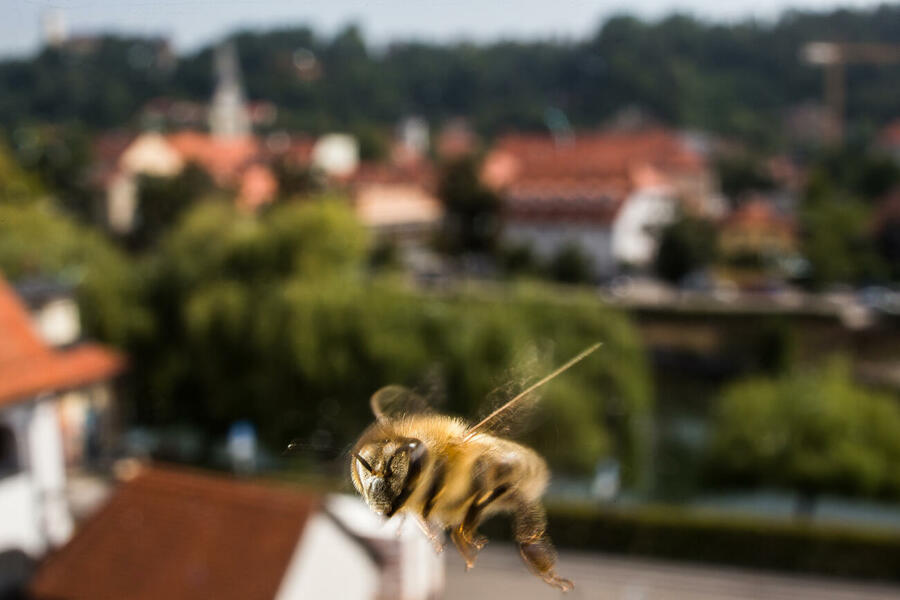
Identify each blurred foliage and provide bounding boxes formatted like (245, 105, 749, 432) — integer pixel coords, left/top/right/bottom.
(875, 214, 900, 282)
(715, 153, 775, 200)
(654, 213, 717, 283)
(806, 147, 900, 203)
(272, 159, 324, 200)
(707, 360, 900, 504)
(0, 141, 44, 202)
(129, 199, 651, 480)
(8, 125, 95, 221)
(799, 148, 899, 286)
(799, 194, 885, 287)
(547, 243, 595, 284)
(0, 202, 146, 346)
(6, 8, 900, 144)
(131, 163, 217, 250)
(437, 156, 500, 255)
(502, 502, 900, 581)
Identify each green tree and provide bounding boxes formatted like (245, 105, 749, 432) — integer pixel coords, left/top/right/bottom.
(437, 156, 500, 255)
(715, 153, 775, 200)
(0, 141, 43, 203)
(131, 163, 217, 250)
(9, 125, 95, 221)
(799, 195, 884, 287)
(547, 243, 594, 284)
(707, 360, 900, 515)
(654, 213, 717, 283)
(0, 202, 145, 345)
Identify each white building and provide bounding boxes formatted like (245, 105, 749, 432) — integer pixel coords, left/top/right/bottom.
(483, 128, 718, 278)
(0, 278, 123, 594)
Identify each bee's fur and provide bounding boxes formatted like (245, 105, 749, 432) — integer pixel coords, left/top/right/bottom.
(351, 413, 572, 591)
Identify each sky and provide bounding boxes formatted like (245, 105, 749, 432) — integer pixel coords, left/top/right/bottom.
(0, 0, 888, 58)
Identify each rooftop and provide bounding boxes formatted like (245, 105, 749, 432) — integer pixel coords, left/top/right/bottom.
(29, 465, 320, 600)
(0, 277, 123, 409)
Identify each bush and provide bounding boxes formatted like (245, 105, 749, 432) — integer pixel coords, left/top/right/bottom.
(512, 503, 900, 582)
(707, 360, 900, 506)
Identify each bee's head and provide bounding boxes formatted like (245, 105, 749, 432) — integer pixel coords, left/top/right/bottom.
(350, 434, 427, 517)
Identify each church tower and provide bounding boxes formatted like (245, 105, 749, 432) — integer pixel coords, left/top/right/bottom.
(208, 42, 250, 138)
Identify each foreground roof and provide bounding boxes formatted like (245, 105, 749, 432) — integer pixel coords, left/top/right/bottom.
(30, 466, 320, 600)
(0, 278, 123, 409)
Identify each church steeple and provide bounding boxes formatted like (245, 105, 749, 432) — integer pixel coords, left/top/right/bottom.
(208, 42, 250, 139)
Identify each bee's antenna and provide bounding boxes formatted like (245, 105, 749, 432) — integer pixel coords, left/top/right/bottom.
(465, 342, 603, 440)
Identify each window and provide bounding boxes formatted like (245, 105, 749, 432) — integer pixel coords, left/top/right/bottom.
(0, 425, 19, 479)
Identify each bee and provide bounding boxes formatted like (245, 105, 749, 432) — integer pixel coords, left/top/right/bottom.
(350, 343, 601, 592)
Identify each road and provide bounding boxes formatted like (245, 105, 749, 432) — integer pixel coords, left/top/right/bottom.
(443, 544, 900, 600)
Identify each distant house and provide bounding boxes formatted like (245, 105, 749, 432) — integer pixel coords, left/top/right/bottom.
(94, 131, 284, 232)
(483, 129, 718, 278)
(718, 198, 799, 285)
(29, 465, 444, 600)
(0, 277, 123, 593)
(349, 162, 442, 246)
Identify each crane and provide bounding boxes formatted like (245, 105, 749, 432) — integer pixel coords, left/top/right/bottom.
(802, 42, 900, 144)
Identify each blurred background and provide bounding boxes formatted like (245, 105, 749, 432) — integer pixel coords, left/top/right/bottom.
(1, 0, 900, 598)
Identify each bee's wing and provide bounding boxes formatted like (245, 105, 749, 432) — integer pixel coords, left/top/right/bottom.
(370, 385, 433, 422)
(464, 343, 602, 440)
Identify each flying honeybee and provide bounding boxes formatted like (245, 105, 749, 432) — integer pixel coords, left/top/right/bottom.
(350, 343, 601, 592)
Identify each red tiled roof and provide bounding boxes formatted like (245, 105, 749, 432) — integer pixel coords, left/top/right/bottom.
(0, 278, 123, 408)
(484, 129, 705, 225)
(484, 128, 706, 190)
(30, 466, 320, 600)
(166, 131, 261, 185)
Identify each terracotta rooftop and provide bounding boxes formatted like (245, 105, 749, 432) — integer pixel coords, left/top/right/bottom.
(166, 131, 261, 185)
(30, 466, 320, 600)
(0, 278, 123, 409)
(483, 128, 706, 191)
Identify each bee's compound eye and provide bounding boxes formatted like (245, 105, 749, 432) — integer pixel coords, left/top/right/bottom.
(353, 452, 374, 474)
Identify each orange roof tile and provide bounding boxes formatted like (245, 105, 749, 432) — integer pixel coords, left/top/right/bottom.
(237, 163, 279, 212)
(484, 129, 705, 225)
(166, 131, 261, 185)
(30, 466, 320, 600)
(0, 278, 124, 408)
(484, 128, 706, 190)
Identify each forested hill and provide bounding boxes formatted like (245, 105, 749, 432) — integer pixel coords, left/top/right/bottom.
(2, 5, 900, 146)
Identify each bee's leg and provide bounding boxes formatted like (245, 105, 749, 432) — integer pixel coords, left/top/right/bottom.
(461, 484, 509, 548)
(513, 500, 574, 592)
(413, 514, 446, 553)
(450, 525, 480, 569)
(451, 484, 510, 569)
